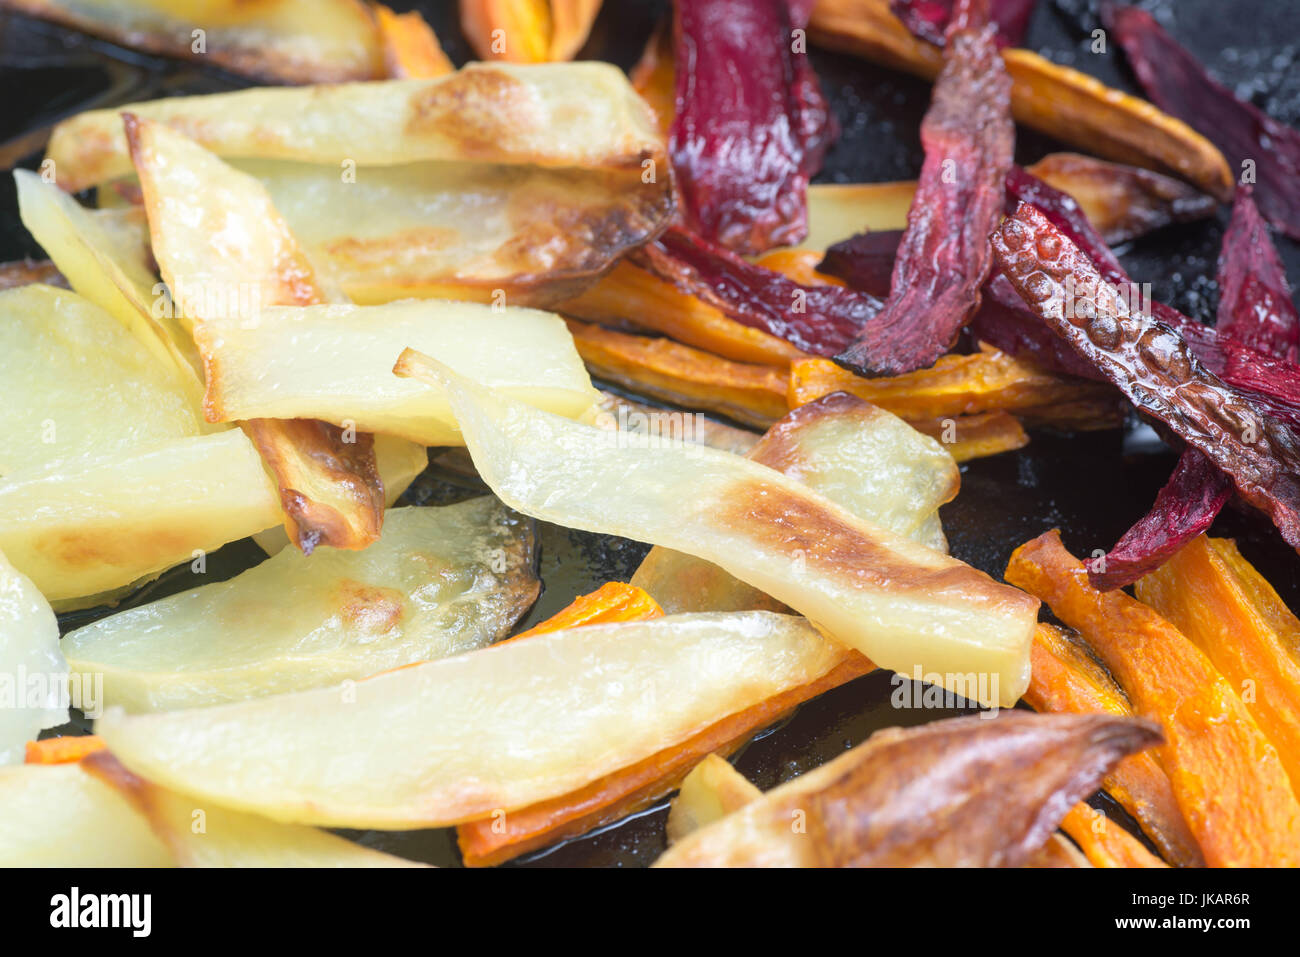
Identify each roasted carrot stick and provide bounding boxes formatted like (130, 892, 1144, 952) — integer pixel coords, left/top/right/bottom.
(565, 319, 790, 429)
(455, 653, 873, 866)
(1059, 803, 1168, 868)
(25, 735, 107, 765)
(1007, 530, 1300, 867)
(788, 353, 1115, 425)
(907, 411, 1028, 463)
(561, 261, 807, 368)
(511, 581, 662, 640)
(1024, 623, 1201, 867)
(1136, 535, 1300, 798)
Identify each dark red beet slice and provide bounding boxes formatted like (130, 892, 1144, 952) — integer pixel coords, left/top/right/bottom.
(1216, 186, 1300, 362)
(633, 226, 881, 356)
(818, 230, 902, 298)
(891, 0, 1038, 48)
(1106, 5, 1300, 239)
(834, 8, 1013, 377)
(993, 202, 1300, 559)
(670, 0, 834, 255)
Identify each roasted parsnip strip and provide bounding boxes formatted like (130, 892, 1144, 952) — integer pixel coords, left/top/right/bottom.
(993, 202, 1300, 553)
(48, 63, 664, 192)
(565, 319, 788, 429)
(1006, 531, 1300, 867)
(0, 762, 173, 866)
(0, 548, 69, 763)
(1024, 622, 1200, 867)
(396, 352, 1038, 706)
(666, 754, 762, 844)
(126, 116, 386, 553)
(807, 0, 1233, 198)
(197, 301, 598, 446)
(654, 712, 1161, 867)
(83, 753, 423, 868)
(1058, 803, 1167, 869)
(62, 501, 538, 713)
(374, 4, 454, 78)
(97, 612, 848, 828)
(1136, 536, 1300, 797)
(0, 0, 385, 84)
(789, 353, 1113, 424)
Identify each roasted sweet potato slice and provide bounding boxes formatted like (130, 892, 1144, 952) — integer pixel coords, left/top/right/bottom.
(1006, 530, 1300, 867)
(1136, 535, 1300, 798)
(374, 4, 455, 78)
(807, 0, 1232, 198)
(565, 319, 789, 428)
(510, 582, 662, 640)
(1024, 623, 1201, 867)
(1058, 803, 1167, 869)
(459, 0, 601, 62)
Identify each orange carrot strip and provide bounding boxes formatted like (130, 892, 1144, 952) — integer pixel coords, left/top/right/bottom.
(1025, 623, 1201, 867)
(565, 319, 790, 429)
(788, 353, 1115, 424)
(456, 653, 873, 866)
(374, 5, 456, 78)
(1059, 803, 1168, 868)
(907, 411, 1028, 463)
(25, 735, 107, 765)
(1136, 535, 1300, 798)
(1006, 530, 1300, 867)
(511, 582, 662, 641)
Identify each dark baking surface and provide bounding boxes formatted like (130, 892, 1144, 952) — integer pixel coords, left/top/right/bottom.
(2, 0, 1298, 866)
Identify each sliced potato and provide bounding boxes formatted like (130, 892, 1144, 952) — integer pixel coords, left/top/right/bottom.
(632, 392, 958, 614)
(126, 115, 391, 553)
(196, 300, 597, 446)
(0, 431, 282, 604)
(15, 170, 200, 386)
(0, 762, 172, 866)
(0, 548, 69, 763)
(84, 753, 424, 867)
(63, 501, 538, 713)
(96, 612, 845, 828)
(0, 284, 204, 475)
(396, 353, 1038, 706)
(0, 0, 384, 84)
(47, 62, 666, 191)
(665, 754, 760, 844)
(211, 158, 671, 307)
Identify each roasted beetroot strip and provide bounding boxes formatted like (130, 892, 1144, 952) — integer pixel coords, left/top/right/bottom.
(670, 0, 834, 255)
(834, 5, 1013, 377)
(993, 202, 1300, 554)
(1216, 187, 1300, 362)
(634, 225, 881, 356)
(1088, 448, 1232, 591)
(891, 0, 1038, 48)
(1106, 5, 1300, 240)
(818, 230, 902, 298)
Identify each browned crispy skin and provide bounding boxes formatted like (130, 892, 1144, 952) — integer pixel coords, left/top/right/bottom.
(242, 420, 385, 555)
(656, 712, 1161, 867)
(992, 202, 1300, 552)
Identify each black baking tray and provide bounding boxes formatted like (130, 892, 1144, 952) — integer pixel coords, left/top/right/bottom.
(2, 0, 1298, 867)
